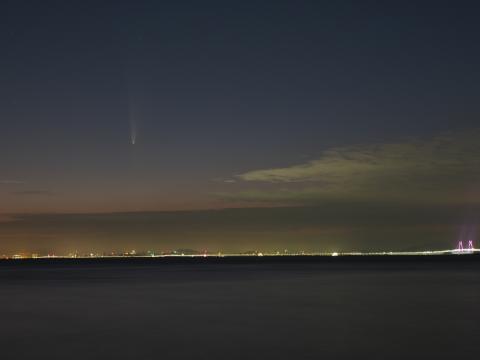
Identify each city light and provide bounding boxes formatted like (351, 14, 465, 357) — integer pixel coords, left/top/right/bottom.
(1, 242, 478, 260)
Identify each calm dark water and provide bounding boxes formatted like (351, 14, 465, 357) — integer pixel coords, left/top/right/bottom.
(0, 257, 479, 360)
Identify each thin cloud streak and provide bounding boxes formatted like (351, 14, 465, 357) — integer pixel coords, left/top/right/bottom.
(11, 190, 54, 197)
(0, 180, 26, 185)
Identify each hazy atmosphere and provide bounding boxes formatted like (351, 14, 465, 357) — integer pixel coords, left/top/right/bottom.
(2, 1, 480, 254)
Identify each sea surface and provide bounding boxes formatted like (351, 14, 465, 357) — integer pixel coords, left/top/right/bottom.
(0, 256, 479, 360)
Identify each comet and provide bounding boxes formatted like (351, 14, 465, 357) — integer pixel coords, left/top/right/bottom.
(130, 118, 137, 145)
(127, 85, 138, 145)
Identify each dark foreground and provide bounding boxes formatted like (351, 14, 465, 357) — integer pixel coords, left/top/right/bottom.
(0, 256, 479, 360)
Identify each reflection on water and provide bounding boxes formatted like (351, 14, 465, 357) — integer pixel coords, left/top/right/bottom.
(0, 259, 479, 360)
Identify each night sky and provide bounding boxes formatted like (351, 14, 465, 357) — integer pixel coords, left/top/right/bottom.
(1, 1, 480, 254)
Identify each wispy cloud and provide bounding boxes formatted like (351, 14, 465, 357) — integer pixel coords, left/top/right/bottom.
(212, 177, 237, 184)
(12, 190, 54, 197)
(0, 214, 16, 223)
(0, 180, 26, 185)
(227, 129, 480, 204)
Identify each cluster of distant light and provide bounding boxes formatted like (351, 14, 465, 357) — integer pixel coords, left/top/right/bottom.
(1, 246, 479, 260)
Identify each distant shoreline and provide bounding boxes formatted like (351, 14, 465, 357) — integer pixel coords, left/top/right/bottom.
(2, 248, 479, 261)
(1, 253, 479, 267)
